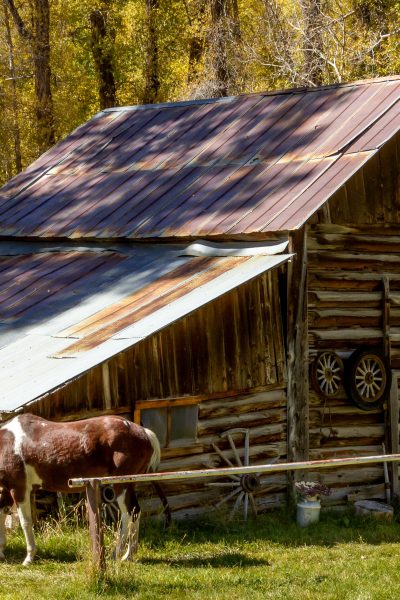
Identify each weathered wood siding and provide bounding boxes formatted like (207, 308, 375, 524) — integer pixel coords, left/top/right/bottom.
(25, 269, 288, 516)
(314, 133, 400, 226)
(308, 223, 400, 504)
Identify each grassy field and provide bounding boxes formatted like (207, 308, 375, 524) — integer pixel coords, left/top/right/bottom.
(1, 508, 400, 600)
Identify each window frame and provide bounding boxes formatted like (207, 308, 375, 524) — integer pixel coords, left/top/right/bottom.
(134, 397, 199, 448)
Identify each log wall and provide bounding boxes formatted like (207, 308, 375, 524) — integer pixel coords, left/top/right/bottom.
(23, 269, 288, 517)
(308, 223, 400, 505)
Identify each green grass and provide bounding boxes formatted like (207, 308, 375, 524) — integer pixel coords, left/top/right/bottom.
(2, 509, 400, 599)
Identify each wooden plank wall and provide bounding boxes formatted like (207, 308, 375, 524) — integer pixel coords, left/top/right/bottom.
(24, 269, 288, 516)
(308, 224, 400, 505)
(150, 386, 288, 519)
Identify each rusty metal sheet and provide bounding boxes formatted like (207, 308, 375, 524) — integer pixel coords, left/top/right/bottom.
(0, 241, 291, 411)
(0, 77, 399, 239)
(56, 256, 249, 356)
(56, 256, 218, 339)
(345, 100, 400, 154)
(314, 80, 400, 157)
(268, 152, 374, 231)
(226, 157, 338, 234)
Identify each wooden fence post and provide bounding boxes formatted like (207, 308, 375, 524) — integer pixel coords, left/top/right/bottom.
(86, 479, 105, 571)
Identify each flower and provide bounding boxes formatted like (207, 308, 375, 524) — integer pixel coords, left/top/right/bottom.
(295, 481, 330, 501)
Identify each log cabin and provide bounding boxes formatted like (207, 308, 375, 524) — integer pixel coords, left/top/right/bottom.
(1, 75, 400, 518)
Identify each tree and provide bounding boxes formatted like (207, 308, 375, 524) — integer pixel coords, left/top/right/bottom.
(301, 0, 324, 85)
(2, 0, 22, 173)
(142, 0, 160, 104)
(208, 0, 241, 96)
(89, 2, 117, 109)
(4, 0, 55, 153)
(184, 0, 207, 88)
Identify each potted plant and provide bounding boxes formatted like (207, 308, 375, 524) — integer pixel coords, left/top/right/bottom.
(295, 481, 330, 526)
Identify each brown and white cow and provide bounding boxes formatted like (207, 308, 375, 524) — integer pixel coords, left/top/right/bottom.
(0, 413, 160, 565)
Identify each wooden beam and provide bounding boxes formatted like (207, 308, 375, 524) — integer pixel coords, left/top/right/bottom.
(383, 276, 391, 364)
(389, 372, 400, 498)
(70, 453, 400, 488)
(102, 363, 112, 410)
(287, 227, 309, 484)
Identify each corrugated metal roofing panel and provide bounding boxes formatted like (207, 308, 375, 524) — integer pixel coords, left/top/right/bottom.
(270, 152, 374, 230)
(0, 240, 290, 411)
(1, 77, 399, 239)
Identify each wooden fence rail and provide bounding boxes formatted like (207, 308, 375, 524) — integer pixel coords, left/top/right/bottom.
(69, 453, 400, 571)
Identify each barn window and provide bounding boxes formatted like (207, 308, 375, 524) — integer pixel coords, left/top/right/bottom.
(136, 400, 198, 448)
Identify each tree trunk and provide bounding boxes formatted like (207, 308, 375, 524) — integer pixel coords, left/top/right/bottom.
(302, 0, 324, 86)
(90, 7, 117, 109)
(142, 0, 160, 104)
(4, 0, 55, 153)
(209, 0, 241, 97)
(187, 0, 207, 86)
(210, 0, 230, 96)
(3, 0, 22, 172)
(32, 0, 55, 151)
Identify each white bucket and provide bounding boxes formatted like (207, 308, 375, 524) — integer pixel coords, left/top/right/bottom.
(296, 500, 321, 527)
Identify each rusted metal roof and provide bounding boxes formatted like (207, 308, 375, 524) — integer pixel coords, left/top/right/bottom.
(0, 240, 290, 411)
(1, 77, 399, 240)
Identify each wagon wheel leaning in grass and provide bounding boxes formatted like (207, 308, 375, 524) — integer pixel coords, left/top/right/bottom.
(209, 428, 278, 521)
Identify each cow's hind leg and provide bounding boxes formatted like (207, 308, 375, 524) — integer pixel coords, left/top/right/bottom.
(0, 489, 13, 561)
(115, 485, 140, 561)
(0, 509, 7, 561)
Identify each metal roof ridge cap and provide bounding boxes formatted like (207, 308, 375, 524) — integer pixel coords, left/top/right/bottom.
(103, 96, 238, 113)
(103, 77, 400, 114)
(102, 77, 400, 113)
(258, 76, 400, 97)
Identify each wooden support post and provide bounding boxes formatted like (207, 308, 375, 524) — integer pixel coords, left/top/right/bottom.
(389, 372, 400, 499)
(86, 479, 105, 571)
(287, 227, 309, 494)
(383, 276, 391, 365)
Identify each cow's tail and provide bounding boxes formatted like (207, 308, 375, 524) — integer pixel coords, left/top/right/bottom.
(144, 428, 161, 472)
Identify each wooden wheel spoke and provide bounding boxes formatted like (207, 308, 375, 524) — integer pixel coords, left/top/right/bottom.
(213, 429, 262, 520)
(229, 491, 245, 520)
(227, 434, 243, 467)
(244, 431, 250, 467)
(348, 349, 390, 409)
(312, 352, 344, 398)
(206, 482, 241, 487)
(243, 493, 249, 521)
(215, 487, 242, 509)
(249, 493, 258, 517)
(212, 443, 235, 468)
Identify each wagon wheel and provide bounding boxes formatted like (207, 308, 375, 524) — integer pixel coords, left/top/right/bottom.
(209, 428, 277, 520)
(311, 352, 344, 398)
(346, 348, 391, 411)
(101, 482, 171, 528)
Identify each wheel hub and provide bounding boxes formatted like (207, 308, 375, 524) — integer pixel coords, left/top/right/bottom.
(240, 474, 261, 493)
(365, 371, 374, 385)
